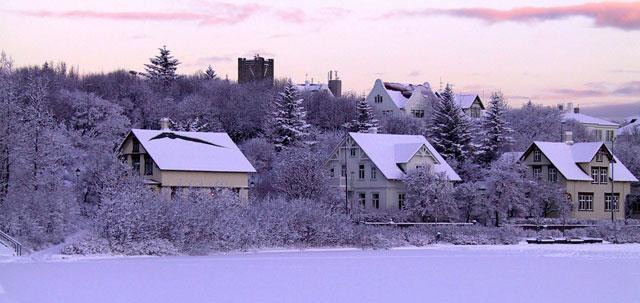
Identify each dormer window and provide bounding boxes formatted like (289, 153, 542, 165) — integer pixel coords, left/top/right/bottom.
(596, 152, 603, 162)
(533, 150, 542, 162)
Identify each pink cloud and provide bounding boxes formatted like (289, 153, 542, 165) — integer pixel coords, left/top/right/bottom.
(16, 3, 263, 26)
(382, 2, 640, 30)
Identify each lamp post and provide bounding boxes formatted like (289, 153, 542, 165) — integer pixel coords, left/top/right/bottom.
(611, 137, 616, 222)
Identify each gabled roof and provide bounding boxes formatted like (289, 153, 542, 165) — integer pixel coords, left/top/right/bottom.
(521, 141, 637, 182)
(454, 94, 484, 109)
(123, 129, 256, 173)
(348, 132, 461, 181)
(562, 112, 619, 127)
(380, 81, 438, 110)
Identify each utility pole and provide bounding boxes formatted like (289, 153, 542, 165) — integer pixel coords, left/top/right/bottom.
(344, 141, 349, 215)
(611, 138, 616, 222)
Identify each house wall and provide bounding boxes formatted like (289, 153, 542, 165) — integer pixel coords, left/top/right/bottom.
(462, 99, 484, 119)
(325, 135, 440, 211)
(365, 79, 402, 118)
(522, 144, 631, 219)
(582, 124, 618, 143)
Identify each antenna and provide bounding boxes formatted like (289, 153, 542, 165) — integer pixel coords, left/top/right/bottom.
(335, 70, 339, 80)
(439, 77, 443, 91)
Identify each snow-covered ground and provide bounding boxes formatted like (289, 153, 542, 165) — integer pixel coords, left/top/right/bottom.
(1, 244, 640, 303)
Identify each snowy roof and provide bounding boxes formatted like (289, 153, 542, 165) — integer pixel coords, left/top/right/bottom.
(126, 129, 256, 173)
(522, 141, 637, 182)
(293, 83, 333, 96)
(454, 94, 481, 109)
(562, 112, 619, 127)
(618, 121, 640, 135)
(382, 81, 437, 109)
(348, 132, 461, 181)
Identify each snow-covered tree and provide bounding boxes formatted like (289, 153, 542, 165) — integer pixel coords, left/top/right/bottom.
(272, 147, 333, 201)
(484, 159, 528, 226)
(270, 81, 310, 149)
(169, 117, 209, 132)
(455, 181, 484, 223)
(505, 101, 563, 151)
(529, 180, 571, 221)
(403, 166, 457, 222)
(203, 65, 217, 80)
(476, 92, 514, 165)
(429, 84, 474, 163)
(144, 46, 180, 83)
(345, 98, 379, 132)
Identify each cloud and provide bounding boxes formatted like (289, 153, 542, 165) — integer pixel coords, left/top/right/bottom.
(381, 2, 640, 30)
(15, 2, 263, 26)
(548, 88, 606, 98)
(274, 6, 351, 24)
(613, 81, 640, 95)
(543, 81, 640, 99)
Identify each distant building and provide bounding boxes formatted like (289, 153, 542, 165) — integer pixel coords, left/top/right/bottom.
(454, 94, 485, 119)
(618, 115, 640, 135)
(118, 118, 256, 200)
(325, 129, 460, 211)
(293, 81, 334, 97)
(365, 79, 440, 121)
(328, 70, 342, 98)
(238, 55, 274, 85)
(559, 103, 619, 144)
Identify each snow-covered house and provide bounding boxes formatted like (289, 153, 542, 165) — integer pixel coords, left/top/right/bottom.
(118, 118, 256, 199)
(293, 81, 334, 97)
(326, 130, 461, 211)
(454, 94, 485, 119)
(618, 115, 640, 135)
(365, 79, 440, 121)
(519, 132, 638, 220)
(560, 103, 619, 144)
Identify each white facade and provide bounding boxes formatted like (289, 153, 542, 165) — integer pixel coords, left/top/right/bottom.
(560, 103, 619, 143)
(365, 79, 440, 121)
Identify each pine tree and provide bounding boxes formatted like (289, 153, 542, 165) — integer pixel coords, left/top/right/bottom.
(345, 98, 379, 132)
(271, 81, 310, 149)
(144, 46, 180, 83)
(203, 65, 217, 80)
(429, 84, 473, 162)
(476, 92, 514, 165)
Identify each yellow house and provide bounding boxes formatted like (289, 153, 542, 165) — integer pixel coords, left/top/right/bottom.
(519, 133, 638, 220)
(118, 118, 256, 199)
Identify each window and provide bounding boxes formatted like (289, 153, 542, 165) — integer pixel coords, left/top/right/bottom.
(144, 154, 153, 176)
(605, 193, 620, 211)
(131, 155, 140, 173)
(329, 168, 335, 178)
(606, 130, 615, 142)
(548, 166, 558, 183)
(578, 193, 594, 211)
(370, 166, 377, 180)
(358, 192, 366, 208)
(470, 108, 481, 118)
(398, 193, 406, 209)
(411, 110, 425, 118)
(532, 166, 542, 180)
(591, 167, 599, 183)
(374, 95, 383, 103)
(599, 167, 608, 184)
(358, 164, 365, 179)
(132, 138, 140, 153)
(372, 193, 380, 209)
(596, 152, 603, 162)
(632, 196, 640, 214)
(533, 150, 542, 162)
(341, 165, 346, 177)
(594, 129, 603, 140)
(350, 148, 356, 157)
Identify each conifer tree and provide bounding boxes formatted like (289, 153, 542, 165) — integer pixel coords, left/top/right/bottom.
(476, 92, 514, 165)
(429, 84, 473, 162)
(203, 65, 217, 80)
(345, 98, 379, 132)
(144, 46, 180, 83)
(271, 81, 310, 149)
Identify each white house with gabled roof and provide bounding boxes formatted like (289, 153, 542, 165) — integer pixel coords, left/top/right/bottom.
(118, 118, 256, 199)
(519, 133, 638, 219)
(326, 129, 461, 211)
(365, 79, 440, 121)
(454, 94, 485, 119)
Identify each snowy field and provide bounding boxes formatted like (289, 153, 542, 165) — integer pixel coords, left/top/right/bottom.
(1, 244, 640, 303)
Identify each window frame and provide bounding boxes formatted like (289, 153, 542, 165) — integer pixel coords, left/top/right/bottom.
(578, 192, 594, 211)
(144, 154, 153, 176)
(370, 166, 377, 180)
(131, 154, 140, 172)
(604, 193, 620, 212)
(532, 166, 542, 180)
(533, 150, 542, 162)
(398, 193, 406, 210)
(548, 166, 558, 183)
(599, 167, 608, 184)
(372, 193, 380, 209)
(358, 192, 366, 208)
(358, 164, 365, 179)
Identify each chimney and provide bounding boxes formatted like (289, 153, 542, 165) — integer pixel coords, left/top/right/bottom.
(160, 117, 171, 131)
(368, 127, 378, 134)
(558, 104, 564, 111)
(574, 106, 580, 114)
(567, 102, 574, 113)
(564, 131, 574, 145)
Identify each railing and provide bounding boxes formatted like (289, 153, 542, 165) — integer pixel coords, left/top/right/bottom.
(0, 229, 22, 256)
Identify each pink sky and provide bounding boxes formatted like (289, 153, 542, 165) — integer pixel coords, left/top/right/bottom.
(1, 0, 639, 107)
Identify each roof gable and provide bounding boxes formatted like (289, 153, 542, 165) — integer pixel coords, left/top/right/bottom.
(348, 132, 461, 181)
(124, 129, 256, 173)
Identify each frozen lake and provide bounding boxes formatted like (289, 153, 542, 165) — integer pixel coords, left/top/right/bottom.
(1, 244, 639, 303)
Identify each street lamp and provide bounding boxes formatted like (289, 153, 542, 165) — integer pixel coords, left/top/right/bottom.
(610, 138, 616, 223)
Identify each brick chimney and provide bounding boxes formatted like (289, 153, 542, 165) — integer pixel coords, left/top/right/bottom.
(160, 117, 171, 131)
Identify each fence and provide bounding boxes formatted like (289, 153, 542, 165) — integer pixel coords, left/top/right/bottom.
(0, 229, 22, 256)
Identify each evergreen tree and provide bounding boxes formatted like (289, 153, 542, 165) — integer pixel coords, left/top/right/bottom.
(429, 84, 473, 162)
(144, 46, 180, 83)
(203, 65, 217, 80)
(476, 92, 513, 165)
(271, 81, 310, 149)
(345, 98, 379, 132)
